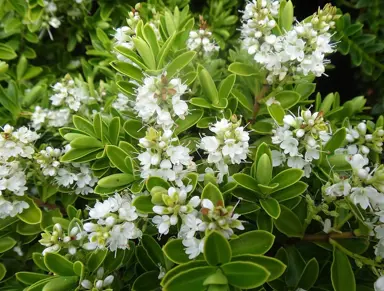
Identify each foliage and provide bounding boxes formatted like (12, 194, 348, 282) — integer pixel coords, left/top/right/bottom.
(0, 1, 384, 291)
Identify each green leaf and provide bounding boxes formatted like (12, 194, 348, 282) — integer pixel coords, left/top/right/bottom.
(163, 266, 216, 291)
(166, 51, 196, 79)
(331, 247, 356, 291)
(143, 24, 160, 56)
(98, 173, 134, 188)
(0, 236, 16, 253)
(323, 128, 346, 153)
(228, 62, 259, 76)
(142, 235, 165, 266)
(133, 37, 156, 69)
(32, 253, 48, 272)
(73, 115, 96, 137)
(298, 258, 319, 290)
(233, 173, 259, 193)
(157, 32, 176, 68)
(218, 74, 236, 100)
(132, 271, 160, 291)
(60, 148, 100, 163)
(198, 66, 219, 104)
(204, 231, 231, 266)
(70, 136, 103, 149)
(0, 263, 5, 281)
(106, 145, 131, 173)
(274, 205, 303, 238)
(267, 103, 285, 125)
(270, 169, 303, 191)
(42, 276, 78, 291)
(251, 121, 273, 134)
(280, 0, 293, 31)
(232, 255, 286, 282)
(174, 109, 204, 135)
(295, 83, 316, 99)
(345, 23, 363, 36)
(285, 246, 306, 287)
(161, 261, 208, 287)
(123, 119, 146, 139)
(163, 239, 191, 264)
(73, 261, 84, 277)
(271, 181, 308, 202)
(17, 196, 42, 225)
(132, 195, 154, 213)
(146, 177, 170, 191)
(87, 249, 108, 272)
(221, 261, 270, 289)
(256, 154, 272, 185)
(136, 245, 158, 271)
(230, 230, 274, 256)
(44, 253, 75, 276)
(111, 61, 144, 82)
(16, 272, 51, 285)
(201, 183, 224, 206)
(0, 43, 17, 60)
(108, 117, 120, 145)
(260, 198, 281, 219)
(190, 97, 212, 109)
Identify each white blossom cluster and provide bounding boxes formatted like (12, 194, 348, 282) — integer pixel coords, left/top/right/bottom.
(111, 93, 131, 112)
(138, 128, 196, 186)
(0, 124, 40, 161)
(241, 2, 339, 84)
(187, 29, 219, 57)
(322, 150, 384, 258)
(35, 146, 98, 195)
(177, 198, 244, 259)
(40, 222, 87, 256)
(134, 74, 189, 129)
(0, 125, 39, 218)
(200, 118, 250, 183)
(151, 184, 200, 235)
(82, 193, 142, 252)
(81, 267, 114, 291)
(31, 106, 71, 130)
(271, 109, 331, 177)
(49, 75, 91, 112)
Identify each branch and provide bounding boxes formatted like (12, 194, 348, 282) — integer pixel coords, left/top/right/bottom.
(251, 85, 269, 123)
(301, 231, 356, 242)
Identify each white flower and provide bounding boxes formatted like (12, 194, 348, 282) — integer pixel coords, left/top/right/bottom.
(280, 136, 299, 156)
(350, 186, 384, 210)
(325, 181, 351, 197)
(200, 136, 220, 153)
(182, 237, 204, 259)
(152, 215, 173, 235)
(271, 150, 286, 167)
(375, 276, 384, 291)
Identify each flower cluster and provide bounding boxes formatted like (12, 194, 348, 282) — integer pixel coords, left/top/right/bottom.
(111, 93, 131, 112)
(40, 222, 87, 256)
(134, 74, 189, 129)
(187, 29, 219, 57)
(81, 267, 114, 291)
(35, 146, 98, 195)
(0, 125, 39, 218)
(31, 106, 71, 130)
(49, 74, 91, 112)
(82, 193, 142, 252)
(0, 124, 39, 161)
(177, 198, 244, 259)
(271, 109, 331, 177)
(138, 127, 195, 186)
(151, 184, 200, 235)
(200, 118, 250, 183)
(241, 2, 339, 84)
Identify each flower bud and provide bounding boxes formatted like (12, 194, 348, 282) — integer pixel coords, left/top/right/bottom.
(103, 275, 114, 286)
(358, 169, 368, 180)
(296, 129, 305, 138)
(97, 267, 104, 279)
(365, 134, 373, 141)
(361, 145, 370, 155)
(95, 280, 103, 289)
(357, 122, 367, 135)
(81, 280, 92, 289)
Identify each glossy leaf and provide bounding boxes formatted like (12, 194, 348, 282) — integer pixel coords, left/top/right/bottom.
(204, 231, 232, 266)
(230, 230, 274, 256)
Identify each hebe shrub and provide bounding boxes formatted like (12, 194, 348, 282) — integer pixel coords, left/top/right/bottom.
(1, 0, 384, 290)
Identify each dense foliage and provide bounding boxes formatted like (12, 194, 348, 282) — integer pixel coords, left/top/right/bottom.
(1, 0, 384, 291)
